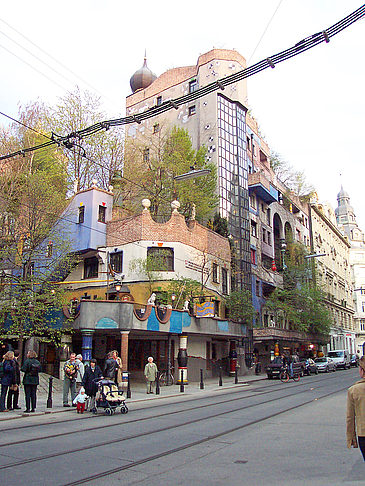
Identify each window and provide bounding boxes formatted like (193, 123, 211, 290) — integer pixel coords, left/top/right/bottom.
(98, 205, 106, 223)
(78, 206, 84, 224)
(251, 220, 257, 237)
(189, 79, 198, 93)
(143, 148, 150, 163)
(46, 242, 53, 258)
(267, 208, 271, 226)
(212, 263, 219, 283)
(251, 249, 256, 265)
(110, 251, 123, 273)
(222, 268, 228, 295)
(156, 96, 162, 106)
(250, 195, 256, 209)
(362, 302, 365, 313)
(188, 105, 196, 116)
(267, 232, 271, 246)
(147, 247, 174, 271)
(262, 228, 266, 243)
(153, 123, 160, 134)
(256, 280, 260, 296)
(84, 257, 99, 279)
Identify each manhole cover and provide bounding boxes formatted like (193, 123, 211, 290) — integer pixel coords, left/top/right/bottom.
(234, 460, 248, 464)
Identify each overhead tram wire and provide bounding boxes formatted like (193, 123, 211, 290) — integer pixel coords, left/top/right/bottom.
(0, 17, 117, 108)
(1, 3, 364, 162)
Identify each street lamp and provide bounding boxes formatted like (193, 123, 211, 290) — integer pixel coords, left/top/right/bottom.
(115, 284, 121, 301)
(280, 239, 287, 270)
(173, 168, 211, 181)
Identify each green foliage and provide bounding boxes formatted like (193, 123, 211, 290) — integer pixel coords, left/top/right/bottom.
(129, 252, 169, 293)
(225, 289, 256, 324)
(123, 126, 218, 223)
(166, 277, 202, 309)
(207, 213, 229, 238)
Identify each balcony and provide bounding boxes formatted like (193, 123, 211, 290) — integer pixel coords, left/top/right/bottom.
(248, 173, 278, 204)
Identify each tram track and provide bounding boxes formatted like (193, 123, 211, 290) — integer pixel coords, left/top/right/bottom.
(0, 374, 349, 475)
(0, 372, 342, 448)
(60, 383, 349, 486)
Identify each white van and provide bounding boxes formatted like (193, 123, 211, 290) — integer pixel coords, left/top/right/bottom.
(327, 350, 351, 369)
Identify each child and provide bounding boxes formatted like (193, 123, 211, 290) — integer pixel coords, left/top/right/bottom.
(73, 387, 88, 414)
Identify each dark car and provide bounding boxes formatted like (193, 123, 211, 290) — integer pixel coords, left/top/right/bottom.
(350, 354, 359, 367)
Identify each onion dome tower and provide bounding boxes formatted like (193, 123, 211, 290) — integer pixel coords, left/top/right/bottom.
(130, 53, 157, 93)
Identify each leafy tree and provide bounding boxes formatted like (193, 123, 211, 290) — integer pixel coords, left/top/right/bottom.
(270, 151, 315, 198)
(225, 289, 256, 324)
(47, 86, 124, 192)
(0, 104, 75, 350)
(123, 126, 218, 223)
(207, 213, 229, 238)
(166, 277, 202, 309)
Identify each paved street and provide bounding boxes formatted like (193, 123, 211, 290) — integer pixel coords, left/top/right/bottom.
(0, 368, 363, 485)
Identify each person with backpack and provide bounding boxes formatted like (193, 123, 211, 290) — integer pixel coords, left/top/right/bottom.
(21, 350, 41, 413)
(0, 351, 15, 412)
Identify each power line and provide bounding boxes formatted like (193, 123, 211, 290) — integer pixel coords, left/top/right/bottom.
(248, 0, 285, 64)
(1, 4, 364, 162)
(0, 17, 117, 109)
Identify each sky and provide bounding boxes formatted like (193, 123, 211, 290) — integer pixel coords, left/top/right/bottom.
(0, 0, 364, 229)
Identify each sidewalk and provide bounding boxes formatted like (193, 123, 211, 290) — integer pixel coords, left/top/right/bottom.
(0, 372, 267, 421)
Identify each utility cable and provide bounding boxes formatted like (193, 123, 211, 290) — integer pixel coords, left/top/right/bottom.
(1, 4, 364, 162)
(0, 17, 117, 109)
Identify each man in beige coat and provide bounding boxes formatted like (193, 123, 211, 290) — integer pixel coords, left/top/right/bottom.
(144, 357, 158, 394)
(347, 356, 365, 460)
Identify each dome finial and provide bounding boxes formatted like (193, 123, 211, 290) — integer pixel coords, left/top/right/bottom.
(130, 52, 157, 93)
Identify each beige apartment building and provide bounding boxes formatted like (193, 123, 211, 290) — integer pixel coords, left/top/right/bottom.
(310, 200, 355, 353)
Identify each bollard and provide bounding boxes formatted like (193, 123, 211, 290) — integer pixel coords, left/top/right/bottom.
(234, 367, 238, 384)
(126, 372, 131, 399)
(200, 369, 204, 390)
(219, 366, 223, 386)
(180, 369, 184, 393)
(155, 373, 160, 395)
(46, 376, 53, 408)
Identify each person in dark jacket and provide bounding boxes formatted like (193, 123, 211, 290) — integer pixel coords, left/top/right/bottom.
(0, 351, 15, 412)
(82, 359, 103, 411)
(104, 352, 118, 380)
(21, 350, 41, 413)
(7, 349, 21, 410)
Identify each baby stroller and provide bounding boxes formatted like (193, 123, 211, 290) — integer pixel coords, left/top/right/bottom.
(93, 378, 128, 415)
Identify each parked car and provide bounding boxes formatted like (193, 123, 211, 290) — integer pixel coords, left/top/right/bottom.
(266, 355, 306, 379)
(304, 358, 318, 375)
(327, 349, 350, 369)
(350, 354, 359, 367)
(314, 357, 336, 373)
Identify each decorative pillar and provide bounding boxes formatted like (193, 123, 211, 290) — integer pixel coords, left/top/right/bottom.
(120, 331, 130, 371)
(229, 341, 237, 376)
(177, 335, 188, 384)
(81, 330, 94, 366)
(59, 334, 72, 380)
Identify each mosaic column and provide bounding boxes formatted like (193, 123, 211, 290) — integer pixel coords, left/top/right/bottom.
(81, 330, 94, 366)
(120, 331, 130, 372)
(177, 335, 188, 384)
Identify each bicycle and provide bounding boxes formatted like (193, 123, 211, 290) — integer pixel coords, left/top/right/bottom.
(280, 365, 300, 383)
(159, 367, 175, 386)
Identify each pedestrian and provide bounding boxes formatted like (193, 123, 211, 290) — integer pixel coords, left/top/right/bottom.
(144, 356, 158, 394)
(73, 386, 88, 414)
(112, 350, 123, 389)
(82, 358, 103, 412)
(347, 356, 365, 460)
(63, 353, 79, 407)
(7, 349, 21, 411)
(104, 351, 118, 381)
(21, 350, 41, 413)
(0, 351, 15, 412)
(75, 354, 85, 392)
